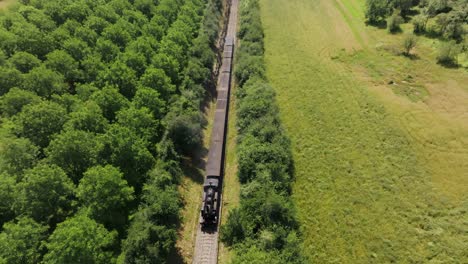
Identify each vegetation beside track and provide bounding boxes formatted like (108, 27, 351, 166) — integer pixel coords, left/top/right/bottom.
(219, 0, 306, 263)
(0, 0, 223, 263)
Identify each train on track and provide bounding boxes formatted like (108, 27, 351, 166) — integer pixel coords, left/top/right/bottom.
(200, 37, 234, 225)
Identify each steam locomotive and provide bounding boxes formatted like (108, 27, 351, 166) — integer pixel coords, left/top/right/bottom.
(200, 37, 234, 225)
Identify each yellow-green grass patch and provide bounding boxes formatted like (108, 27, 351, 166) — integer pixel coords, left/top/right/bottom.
(259, 0, 467, 262)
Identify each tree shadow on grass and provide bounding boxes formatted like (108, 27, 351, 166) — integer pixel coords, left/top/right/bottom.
(402, 53, 420, 60)
(365, 20, 387, 29)
(437, 61, 460, 69)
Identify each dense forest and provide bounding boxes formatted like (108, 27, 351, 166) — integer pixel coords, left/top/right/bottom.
(366, 0, 467, 65)
(0, 0, 223, 262)
(219, 0, 306, 263)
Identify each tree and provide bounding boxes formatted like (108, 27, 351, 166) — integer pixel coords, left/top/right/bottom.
(0, 67, 22, 96)
(14, 164, 74, 224)
(402, 34, 417, 56)
(8, 51, 41, 73)
(412, 14, 428, 33)
(116, 106, 159, 143)
(63, 37, 91, 62)
(96, 38, 120, 62)
(139, 67, 175, 100)
(45, 50, 81, 82)
(392, 0, 413, 16)
(0, 88, 41, 117)
(98, 60, 138, 98)
(119, 166, 180, 263)
(90, 85, 130, 121)
(64, 101, 109, 133)
(0, 137, 39, 177)
(100, 124, 155, 189)
(166, 110, 203, 155)
(77, 165, 134, 229)
(133, 86, 166, 119)
(387, 12, 404, 33)
(118, 211, 177, 264)
(0, 173, 16, 225)
(84, 15, 110, 35)
(21, 66, 67, 98)
(436, 41, 461, 66)
(14, 101, 68, 148)
(0, 217, 48, 264)
(42, 213, 118, 264)
(45, 130, 101, 183)
(365, 0, 390, 23)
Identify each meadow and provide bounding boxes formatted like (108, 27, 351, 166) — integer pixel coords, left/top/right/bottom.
(259, 0, 467, 262)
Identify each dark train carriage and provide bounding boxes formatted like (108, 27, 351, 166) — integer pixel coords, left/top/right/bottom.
(201, 35, 234, 226)
(218, 72, 231, 91)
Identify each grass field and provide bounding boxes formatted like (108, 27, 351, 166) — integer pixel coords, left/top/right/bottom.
(259, 0, 468, 262)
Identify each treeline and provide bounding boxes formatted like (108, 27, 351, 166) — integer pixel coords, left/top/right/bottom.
(220, 0, 306, 263)
(0, 0, 222, 263)
(366, 0, 467, 40)
(366, 0, 466, 65)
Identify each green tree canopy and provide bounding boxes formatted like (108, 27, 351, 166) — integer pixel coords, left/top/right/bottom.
(90, 86, 130, 121)
(64, 101, 109, 133)
(0, 137, 39, 177)
(77, 165, 134, 229)
(8, 51, 41, 73)
(133, 86, 166, 119)
(0, 88, 41, 117)
(45, 129, 101, 183)
(45, 49, 81, 82)
(116, 106, 159, 143)
(100, 124, 155, 189)
(0, 173, 16, 225)
(0, 67, 22, 96)
(42, 213, 118, 264)
(14, 164, 74, 224)
(21, 66, 67, 98)
(14, 100, 68, 148)
(0, 217, 48, 264)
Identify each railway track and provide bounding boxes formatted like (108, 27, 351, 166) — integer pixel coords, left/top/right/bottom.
(192, 0, 238, 263)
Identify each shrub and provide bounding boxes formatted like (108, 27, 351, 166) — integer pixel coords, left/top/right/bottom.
(387, 13, 404, 33)
(412, 14, 428, 33)
(436, 41, 461, 66)
(402, 34, 418, 56)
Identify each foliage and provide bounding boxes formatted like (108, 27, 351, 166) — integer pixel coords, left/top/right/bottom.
(42, 213, 118, 264)
(0, 0, 222, 262)
(14, 100, 68, 148)
(0, 217, 48, 264)
(387, 12, 404, 33)
(365, 0, 390, 23)
(77, 165, 134, 230)
(0, 137, 39, 177)
(221, 0, 306, 262)
(14, 164, 74, 224)
(0, 88, 41, 117)
(45, 129, 102, 183)
(0, 174, 16, 226)
(402, 34, 418, 55)
(412, 14, 428, 33)
(436, 40, 461, 65)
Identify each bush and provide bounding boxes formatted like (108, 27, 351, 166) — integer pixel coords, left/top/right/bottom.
(387, 13, 404, 33)
(402, 34, 418, 56)
(412, 14, 428, 33)
(436, 41, 461, 66)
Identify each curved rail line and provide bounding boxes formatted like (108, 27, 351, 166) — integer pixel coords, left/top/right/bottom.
(192, 0, 238, 263)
